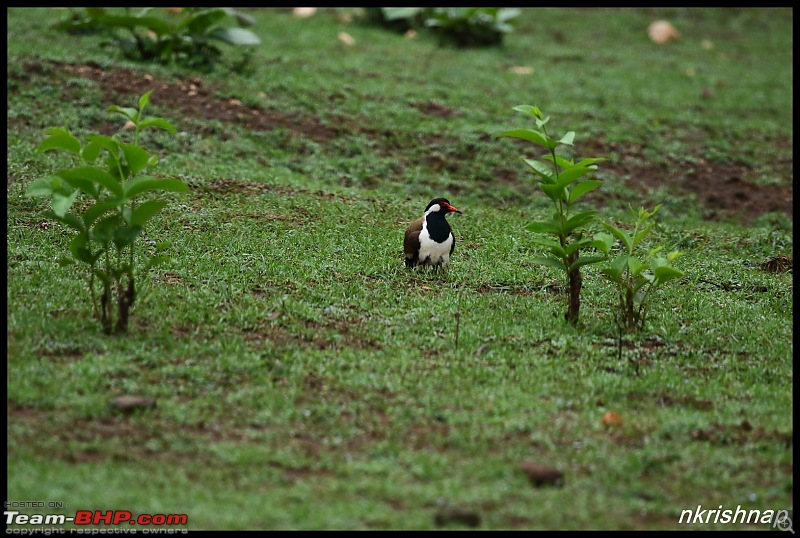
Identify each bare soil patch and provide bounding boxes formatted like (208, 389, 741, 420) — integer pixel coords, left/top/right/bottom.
(11, 60, 793, 224)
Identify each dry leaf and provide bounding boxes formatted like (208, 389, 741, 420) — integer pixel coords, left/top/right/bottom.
(338, 32, 356, 46)
(508, 66, 534, 75)
(404, 29, 418, 40)
(602, 411, 624, 427)
(293, 8, 317, 18)
(648, 20, 679, 44)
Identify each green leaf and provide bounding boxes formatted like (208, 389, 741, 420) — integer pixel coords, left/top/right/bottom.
(209, 27, 261, 45)
(639, 204, 662, 221)
(138, 89, 154, 113)
(601, 255, 629, 282)
(627, 255, 648, 276)
(83, 199, 121, 227)
(52, 191, 79, 218)
(137, 117, 177, 134)
(602, 223, 633, 252)
(523, 159, 556, 182)
(69, 232, 95, 264)
(229, 9, 256, 26)
(634, 274, 654, 293)
(59, 167, 123, 198)
(568, 255, 606, 272)
(574, 157, 606, 168)
(540, 183, 566, 203)
(558, 131, 575, 146)
(91, 214, 120, 244)
(563, 210, 597, 234)
(37, 128, 82, 155)
(564, 236, 597, 256)
(145, 254, 172, 271)
(130, 200, 167, 226)
(124, 176, 190, 198)
(121, 143, 150, 175)
(113, 225, 142, 249)
(666, 250, 683, 263)
(632, 222, 654, 249)
(42, 210, 85, 232)
(591, 232, 615, 255)
(653, 265, 685, 285)
(512, 104, 538, 116)
(568, 179, 603, 204)
(530, 256, 567, 272)
(542, 154, 574, 171)
(555, 165, 593, 188)
(106, 105, 138, 123)
(179, 8, 227, 34)
(529, 237, 567, 258)
(155, 241, 171, 253)
(25, 177, 59, 197)
(494, 128, 550, 148)
(526, 220, 560, 235)
(82, 135, 121, 164)
(55, 170, 98, 199)
(94, 14, 172, 35)
(382, 7, 424, 20)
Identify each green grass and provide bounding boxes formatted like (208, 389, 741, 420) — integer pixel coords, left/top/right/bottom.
(7, 7, 792, 530)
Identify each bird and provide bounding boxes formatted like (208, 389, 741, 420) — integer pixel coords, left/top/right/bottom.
(404, 197, 462, 271)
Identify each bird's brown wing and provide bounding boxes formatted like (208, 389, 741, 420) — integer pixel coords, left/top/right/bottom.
(404, 216, 424, 264)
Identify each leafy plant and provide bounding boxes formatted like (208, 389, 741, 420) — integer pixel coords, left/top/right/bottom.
(55, 7, 260, 70)
(363, 8, 423, 33)
(594, 205, 685, 333)
(25, 90, 189, 334)
(364, 7, 520, 47)
(425, 8, 521, 47)
(495, 105, 606, 325)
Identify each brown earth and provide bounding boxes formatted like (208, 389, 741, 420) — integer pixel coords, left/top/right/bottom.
(11, 60, 793, 225)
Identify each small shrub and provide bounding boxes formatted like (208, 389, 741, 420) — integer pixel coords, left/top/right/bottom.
(495, 105, 606, 325)
(425, 8, 521, 48)
(364, 7, 520, 48)
(25, 90, 189, 334)
(594, 205, 685, 333)
(55, 8, 260, 70)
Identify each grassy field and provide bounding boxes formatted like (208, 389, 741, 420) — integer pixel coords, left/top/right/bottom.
(6, 7, 793, 530)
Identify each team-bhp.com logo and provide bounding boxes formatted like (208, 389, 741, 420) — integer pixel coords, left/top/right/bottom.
(6, 510, 188, 527)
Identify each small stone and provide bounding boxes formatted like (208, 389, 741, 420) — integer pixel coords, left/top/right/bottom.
(109, 395, 156, 414)
(519, 462, 564, 488)
(602, 411, 624, 427)
(648, 20, 679, 44)
(434, 508, 481, 528)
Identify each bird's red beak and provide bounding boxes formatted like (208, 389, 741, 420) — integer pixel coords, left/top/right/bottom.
(444, 202, 462, 214)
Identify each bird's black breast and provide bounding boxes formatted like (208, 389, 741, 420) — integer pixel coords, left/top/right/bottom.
(425, 213, 452, 243)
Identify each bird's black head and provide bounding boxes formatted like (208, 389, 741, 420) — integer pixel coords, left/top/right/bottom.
(425, 198, 462, 215)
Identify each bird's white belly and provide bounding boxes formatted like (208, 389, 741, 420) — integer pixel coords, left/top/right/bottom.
(419, 226, 453, 266)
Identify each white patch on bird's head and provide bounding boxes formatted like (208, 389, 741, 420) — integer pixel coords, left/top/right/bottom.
(424, 203, 442, 216)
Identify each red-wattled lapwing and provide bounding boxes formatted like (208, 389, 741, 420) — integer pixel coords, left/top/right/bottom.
(404, 198, 462, 271)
